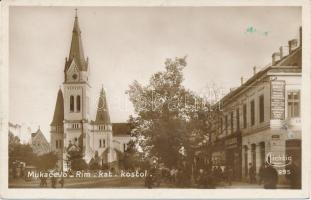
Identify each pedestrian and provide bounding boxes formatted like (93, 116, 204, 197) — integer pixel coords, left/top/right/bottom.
(39, 177, 44, 187)
(59, 177, 64, 188)
(205, 168, 216, 189)
(145, 171, 153, 189)
(196, 169, 205, 188)
(286, 162, 301, 189)
(51, 176, 57, 188)
(217, 166, 223, 183)
(225, 166, 233, 186)
(258, 164, 265, 185)
(42, 176, 47, 187)
(248, 163, 256, 184)
(263, 164, 278, 189)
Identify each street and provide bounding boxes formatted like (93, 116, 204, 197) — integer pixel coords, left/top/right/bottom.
(9, 177, 290, 189)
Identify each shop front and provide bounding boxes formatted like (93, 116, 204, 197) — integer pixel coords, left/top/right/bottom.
(211, 138, 225, 167)
(225, 132, 242, 180)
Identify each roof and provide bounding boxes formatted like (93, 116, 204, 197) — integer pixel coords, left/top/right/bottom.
(95, 87, 111, 124)
(112, 123, 131, 136)
(31, 129, 49, 143)
(64, 13, 88, 72)
(51, 89, 64, 125)
(220, 47, 301, 106)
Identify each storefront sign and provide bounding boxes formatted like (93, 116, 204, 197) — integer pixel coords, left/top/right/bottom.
(270, 81, 285, 120)
(271, 134, 280, 139)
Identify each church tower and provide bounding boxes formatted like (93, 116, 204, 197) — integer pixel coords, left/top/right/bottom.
(91, 87, 115, 164)
(50, 89, 64, 169)
(62, 11, 91, 168)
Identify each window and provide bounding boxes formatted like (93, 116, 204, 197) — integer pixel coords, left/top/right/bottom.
(250, 100, 255, 126)
(56, 140, 58, 148)
(70, 95, 74, 112)
(74, 137, 78, 142)
(99, 139, 102, 147)
(59, 140, 62, 148)
(77, 95, 81, 112)
(103, 139, 106, 148)
(259, 95, 264, 123)
(230, 111, 234, 133)
(288, 91, 300, 117)
(72, 123, 79, 129)
(243, 104, 247, 128)
(225, 115, 228, 135)
(236, 108, 240, 130)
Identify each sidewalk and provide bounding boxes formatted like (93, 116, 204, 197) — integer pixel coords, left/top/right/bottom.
(218, 181, 290, 189)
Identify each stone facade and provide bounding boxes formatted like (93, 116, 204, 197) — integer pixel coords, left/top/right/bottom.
(50, 13, 131, 171)
(211, 27, 302, 183)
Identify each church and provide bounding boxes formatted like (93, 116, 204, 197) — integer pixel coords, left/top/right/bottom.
(50, 12, 131, 171)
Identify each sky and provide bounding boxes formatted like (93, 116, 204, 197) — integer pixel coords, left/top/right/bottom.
(9, 6, 301, 141)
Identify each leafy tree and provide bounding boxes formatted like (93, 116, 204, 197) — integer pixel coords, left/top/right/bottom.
(89, 151, 101, 170)
(67, 148, 88, 171)
(9, 132, 58, 170)
(35, 152, 58, 170)
(127, 57, 209, 168)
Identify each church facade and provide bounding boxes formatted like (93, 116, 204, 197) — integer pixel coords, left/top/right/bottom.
(50, 13, 131, 171)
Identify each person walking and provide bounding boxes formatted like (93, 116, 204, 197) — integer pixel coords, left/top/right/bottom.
(286, 162, 301, 189)
(59, 177, 64, 188)
(248, 163, 256, 184)
(225, 166, 233, 186)
(258, 165, 265, 185)
(263, 164, 278, 189)
(51, 176, 57, 188)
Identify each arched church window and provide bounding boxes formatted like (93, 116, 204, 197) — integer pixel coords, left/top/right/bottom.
(103, 139, 106, 148)
(70, 96, 74, 112)
(99, 139, 102, 148)
(77, 95, 81, 112)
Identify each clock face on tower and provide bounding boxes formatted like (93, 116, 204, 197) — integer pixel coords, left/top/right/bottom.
(72, 73, 78, 80)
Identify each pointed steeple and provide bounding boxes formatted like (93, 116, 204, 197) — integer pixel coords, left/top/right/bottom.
(95, 86, 111, 124)
(51, 89, 64, 125)
(64, 9, 88, 72)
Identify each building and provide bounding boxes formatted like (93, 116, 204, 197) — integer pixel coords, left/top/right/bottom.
(30, 128, 50, 155)
(211, 27, 302, 183)
(8, 122, 32, 144)
(50, 12, 131, 171)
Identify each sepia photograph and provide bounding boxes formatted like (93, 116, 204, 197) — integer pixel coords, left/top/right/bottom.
(1, 0, 310, 199)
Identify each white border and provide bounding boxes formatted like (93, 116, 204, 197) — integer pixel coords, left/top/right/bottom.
(0, 0, 310, 199)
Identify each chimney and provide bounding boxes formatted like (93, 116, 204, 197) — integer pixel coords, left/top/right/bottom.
(272, 52, 279, 65)
(299, 26, 302, 47)
(288, 39, 298, 54)
(288, 40, 292, 54)
(279, 46, 283, 59)
(253, 66, 257, 75)
(241, 76, 244, 85)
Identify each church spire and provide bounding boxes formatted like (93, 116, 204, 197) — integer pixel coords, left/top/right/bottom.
(51, 89, 64, 125)
(64, 9, 88, 72)
(95, 86, 111, 124)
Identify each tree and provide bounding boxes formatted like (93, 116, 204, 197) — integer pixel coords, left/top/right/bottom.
(127, 57, 209, 168)
(9, 132, 58, 170)
(8, 132, 37, 167)
(67, 149, 88, 171)
(35, 152, 58, 170)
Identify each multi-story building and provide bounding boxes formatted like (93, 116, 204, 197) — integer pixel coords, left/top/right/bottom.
(50, 12, 131, 171)
(211, 27, 302, 183)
